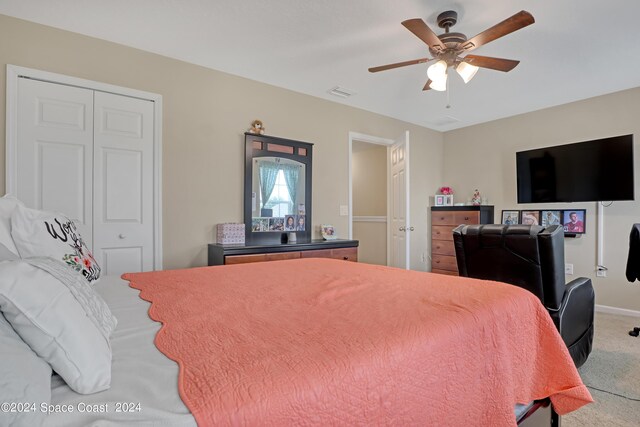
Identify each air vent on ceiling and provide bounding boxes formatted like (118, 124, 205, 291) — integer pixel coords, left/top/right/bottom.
(328, 86, 356, 98)
(429, 116, 460, 127)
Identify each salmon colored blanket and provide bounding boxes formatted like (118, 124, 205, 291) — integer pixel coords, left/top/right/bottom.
(123, 258, 592, 426)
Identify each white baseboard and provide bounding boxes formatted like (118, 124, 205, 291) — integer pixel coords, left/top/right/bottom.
(595, 304, 640, 318)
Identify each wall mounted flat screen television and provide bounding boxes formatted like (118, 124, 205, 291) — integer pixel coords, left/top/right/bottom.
(516, 135, 634, 203)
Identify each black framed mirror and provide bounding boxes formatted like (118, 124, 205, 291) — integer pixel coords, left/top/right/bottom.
(244, 133, 313, 244)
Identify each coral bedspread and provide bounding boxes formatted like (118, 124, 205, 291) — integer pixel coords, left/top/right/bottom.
(123, 258, 591, 426)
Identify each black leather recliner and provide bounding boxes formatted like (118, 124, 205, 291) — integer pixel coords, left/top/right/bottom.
(453, 224, 594, 368)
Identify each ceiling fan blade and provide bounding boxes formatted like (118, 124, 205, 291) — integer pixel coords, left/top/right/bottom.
(464, 55, 520, 72)
(423, 79, 432, 91)
(368, 57, 431, 73)
(402, 18, 445, 52)
(460, 10, 534, 52)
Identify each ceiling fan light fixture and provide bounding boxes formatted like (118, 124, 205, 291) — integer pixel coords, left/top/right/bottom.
(427, 60, 448, 82)
(456, 61, 479, 83)
(429, 75, 447, 91)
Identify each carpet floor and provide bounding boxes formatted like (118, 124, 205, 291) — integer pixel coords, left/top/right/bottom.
(563, 312, 640, 427)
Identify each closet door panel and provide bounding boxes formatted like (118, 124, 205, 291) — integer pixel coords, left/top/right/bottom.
(93, 91, 154, 275)
(16, 78, 94, 245)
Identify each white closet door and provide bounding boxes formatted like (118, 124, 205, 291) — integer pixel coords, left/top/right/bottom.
(16, 78, 94, 246)
(93, 91, 155, 275)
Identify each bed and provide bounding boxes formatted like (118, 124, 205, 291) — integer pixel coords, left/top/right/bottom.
(39, 258, 590, 426)
(44, 273, 195, 427)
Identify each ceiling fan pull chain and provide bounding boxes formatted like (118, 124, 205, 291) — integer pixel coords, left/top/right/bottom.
(446, 74, 451, 109)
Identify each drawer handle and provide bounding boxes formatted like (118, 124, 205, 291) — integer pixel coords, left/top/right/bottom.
(464, 217, 470, 220)
(343, 257, 349, 260)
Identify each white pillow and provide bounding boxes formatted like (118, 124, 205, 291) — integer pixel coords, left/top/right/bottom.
(0, 194, 21, 256)
(0, 260, 112, 394)
(0, 311, 51, 427)
(11, 203, 101, 284)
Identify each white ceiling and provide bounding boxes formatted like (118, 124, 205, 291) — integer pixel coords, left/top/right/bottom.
(2, 0, 640, 131)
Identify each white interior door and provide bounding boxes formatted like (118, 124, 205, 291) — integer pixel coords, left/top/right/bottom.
(16, 78, 94, 245)
(389, 131, 410, 269)
(93, 91, 155, 275)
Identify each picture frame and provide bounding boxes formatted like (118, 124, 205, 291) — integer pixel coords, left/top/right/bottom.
(541, 210, 562, 227)
(284, 215, 296, 231)
(444, 195, 454, 206)
(563, 210, 586, 234)
(501, 210, 520, 225)
(521, 210, 541, 226)
(321, 224, 337, 240)
(435, 195, 446, 206)
(296, 215, 306, 231)
(268, 217, 284, 231)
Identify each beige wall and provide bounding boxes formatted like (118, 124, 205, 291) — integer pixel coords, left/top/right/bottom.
(0, 14, 444, 271)
(353, 222, 387, 266)
(443, 87, 640, 311)
(352, 141, 387, 216)
(352, 141, 387, 265)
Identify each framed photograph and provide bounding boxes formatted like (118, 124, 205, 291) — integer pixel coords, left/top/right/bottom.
(251, 218, 269, 232)
(501, 210, 520, 225)
(435, 195, 446, 206)
(296, 215, 306, 231)
(297, 203, 306, 215)
(284, 215, 296, 231)
(321, 224, 337, 240)
(521, 210, 540, 225)
(541, 210, 562, 227)
(563, 210, 586, 234)
(444, 195, 454, 206)
(268, 217, 284, 231)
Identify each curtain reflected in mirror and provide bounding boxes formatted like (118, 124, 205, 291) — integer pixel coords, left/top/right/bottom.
(252, 157, 306, 232)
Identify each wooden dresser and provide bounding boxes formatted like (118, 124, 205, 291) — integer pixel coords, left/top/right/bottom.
(208, 239, 359, 266)
(430, 206, 494, 276)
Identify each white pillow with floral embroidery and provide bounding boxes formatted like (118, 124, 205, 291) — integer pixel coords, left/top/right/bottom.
(10, 204, 101, 284)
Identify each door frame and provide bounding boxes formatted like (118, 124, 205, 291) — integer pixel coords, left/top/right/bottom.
(347, 131, 410, 267)
(6, 64, 164, 270)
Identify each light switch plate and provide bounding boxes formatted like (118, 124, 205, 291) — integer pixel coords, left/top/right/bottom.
(340, 205, 348, 216)
(565, 264, 574, 275)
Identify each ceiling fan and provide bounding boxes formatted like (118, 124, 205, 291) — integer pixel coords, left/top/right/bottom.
(369, 10, 535, 91)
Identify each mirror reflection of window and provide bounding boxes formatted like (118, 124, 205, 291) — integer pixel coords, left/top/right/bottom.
(266, 170, 291, 217)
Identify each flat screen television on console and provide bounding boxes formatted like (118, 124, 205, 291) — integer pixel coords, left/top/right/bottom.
(516, 135, 635, 203)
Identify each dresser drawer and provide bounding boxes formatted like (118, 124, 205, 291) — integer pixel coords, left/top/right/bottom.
(432, 211, 480, 226)
(431, 268, 459, 276)
(331, 248, 358, 262)
(225, 253, 268, 265)
(432, 240, 455, 256)
(432, 225, 456, 242)
(431, 254, 458, 272)
(300, 247, 357, 262)
(226, 252, 301, 265)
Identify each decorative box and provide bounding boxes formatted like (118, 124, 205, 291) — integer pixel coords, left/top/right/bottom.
(216, 223, 245, 245)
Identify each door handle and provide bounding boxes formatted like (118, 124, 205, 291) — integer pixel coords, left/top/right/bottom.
(408, 226, 415, 231)
(118, 234, 126, 239)
(399, 226, 406, 231)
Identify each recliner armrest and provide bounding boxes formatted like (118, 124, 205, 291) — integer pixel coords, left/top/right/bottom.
(549, 277, 595, 347)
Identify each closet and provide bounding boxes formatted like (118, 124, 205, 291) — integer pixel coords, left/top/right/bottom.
(9, 68, 161, 275)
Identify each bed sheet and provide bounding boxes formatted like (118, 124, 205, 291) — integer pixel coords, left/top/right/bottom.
(43, 275, 195, 427)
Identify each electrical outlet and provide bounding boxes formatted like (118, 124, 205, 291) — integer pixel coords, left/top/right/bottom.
(597, 269, 607, 277)
(340, 205, 348, 216)
(565, 264, 574, 275)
